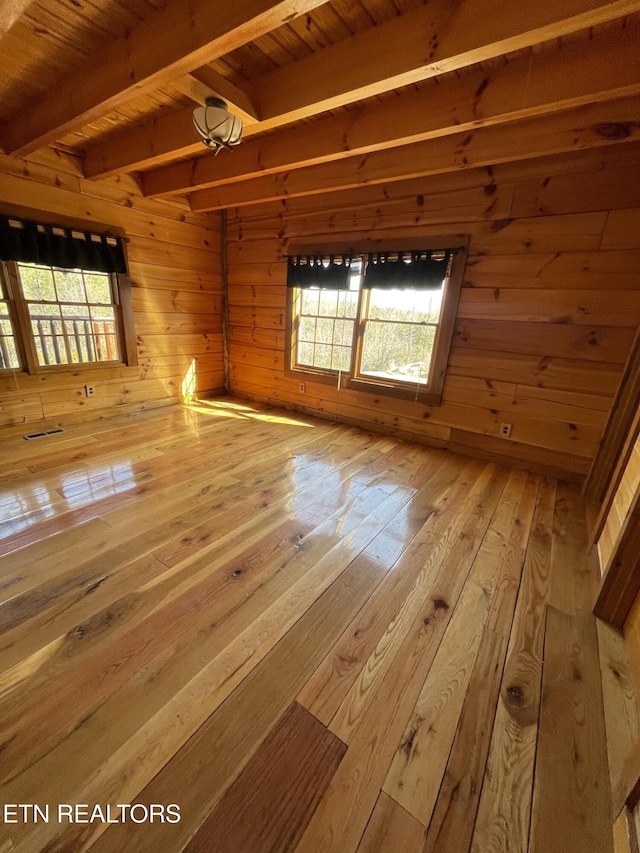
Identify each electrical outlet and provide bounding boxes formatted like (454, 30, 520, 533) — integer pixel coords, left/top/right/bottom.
(500, 422, 512, 438)
(85, 385, 95, 397)
(299, 382, 306, 393)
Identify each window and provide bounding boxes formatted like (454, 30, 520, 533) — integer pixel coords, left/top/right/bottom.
(286, 241, 466, 403)
(15, 263, 121, 367)
(0, 214, 136, 373)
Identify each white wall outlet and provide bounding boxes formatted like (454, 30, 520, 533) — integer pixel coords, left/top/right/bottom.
(299, 382, 306, 393)
(85, 385, 95, 397)
(500, 422, 512, 438)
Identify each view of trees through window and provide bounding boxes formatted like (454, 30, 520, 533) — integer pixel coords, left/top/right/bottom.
(296, 286, 359, 373)
(17, 263, 120, 367)
(360, 287, 442, 384)
(293, 260, 444, 387)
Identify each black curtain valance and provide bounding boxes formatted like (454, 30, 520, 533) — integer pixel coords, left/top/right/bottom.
(287, 255, 353, 290)
(0, 216, 128, 274)
(364, 249, 452, 290)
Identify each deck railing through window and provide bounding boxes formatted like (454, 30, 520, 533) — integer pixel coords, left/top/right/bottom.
(0, 334, 16, 369)
(29, 313, 119, 366)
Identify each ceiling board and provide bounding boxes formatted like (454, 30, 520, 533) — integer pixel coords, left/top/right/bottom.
(0, 0, 637, 210)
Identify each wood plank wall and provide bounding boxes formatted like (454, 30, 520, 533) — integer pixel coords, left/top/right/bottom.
(225, 143, 640, 480)
(0, 150, 223, 430)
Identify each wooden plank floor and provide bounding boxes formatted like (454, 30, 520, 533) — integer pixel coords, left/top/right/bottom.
(0, 397, 613, 852)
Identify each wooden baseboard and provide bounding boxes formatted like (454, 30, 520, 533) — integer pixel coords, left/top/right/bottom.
(231, 388, 584, 483)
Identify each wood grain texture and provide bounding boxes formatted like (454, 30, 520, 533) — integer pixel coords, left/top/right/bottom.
(295, 467, 508, 853)
(471, 477, 556, 853)
(549, 481, 596, 615)
(423, 628, 508, 853)
(0, 400, 613, 853)
(297, 454, 469, 724)
(381, 567, 492, 825)
(529, 606, 613, 853)
(182, 702, 346, 853)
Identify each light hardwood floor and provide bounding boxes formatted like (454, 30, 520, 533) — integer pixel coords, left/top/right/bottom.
(0, 397, 613, 852)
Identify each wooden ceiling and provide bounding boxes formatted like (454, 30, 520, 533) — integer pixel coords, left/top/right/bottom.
(1, 0, 640, 213)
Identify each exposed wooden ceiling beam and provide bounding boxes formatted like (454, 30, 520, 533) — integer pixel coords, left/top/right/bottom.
(236, 143, 640, 221)
(0, 0, 327, 157)
(244, 0, 640, 126)
(142, 21, 640, 197)
(0, 0, 34, 39)
(83, 110, 203, 179)
(82, 0, 640, 179)
(188, 96, 640, 211)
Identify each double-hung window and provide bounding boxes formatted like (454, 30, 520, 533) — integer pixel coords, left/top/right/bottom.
(0, 214, 136, 374)
(286, 240, 466, 404)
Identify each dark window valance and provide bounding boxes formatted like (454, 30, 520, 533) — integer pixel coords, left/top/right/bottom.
(0, 215, 127, 274)
(287, 255, 353, 290)
(364, 249, 452, 290)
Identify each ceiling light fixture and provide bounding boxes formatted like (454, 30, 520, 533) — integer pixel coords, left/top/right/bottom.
(192, 96, 243, 154)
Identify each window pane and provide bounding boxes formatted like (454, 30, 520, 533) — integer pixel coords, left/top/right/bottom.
(331, 346, 351, 372)
(333, 319, 353, 347)
(316, 317, 334, 344)
(299, 316, 316, 342)
(338, 290, 359, 318)
(298, 341, 315, 366)
(314, 343, 332, 369)
(19, 264, 56, 301)
(301, 290, 319, 315)
(54, 269, 85, 303)
(90, 305, 116, 323)
(31, 305, 62, 329)
(368, 286, 443, 323)
(318, 292, 339, 317)
(0, 301, 20, 369)
(60, 304, 88, 320)
(360, 321, 437, 385)
(85, 273, 112, 304)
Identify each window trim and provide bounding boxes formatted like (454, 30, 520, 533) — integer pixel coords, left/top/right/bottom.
(285, 235, 468, 405)
(0, 207, 137, 374)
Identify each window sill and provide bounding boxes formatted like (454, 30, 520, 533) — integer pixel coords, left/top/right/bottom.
(285, 364, 343, 388)
(286, 365, 442, 406)
(29, 361, 125, 375)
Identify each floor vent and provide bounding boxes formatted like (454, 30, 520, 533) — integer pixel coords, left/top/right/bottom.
(23, 428, 66, 440)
